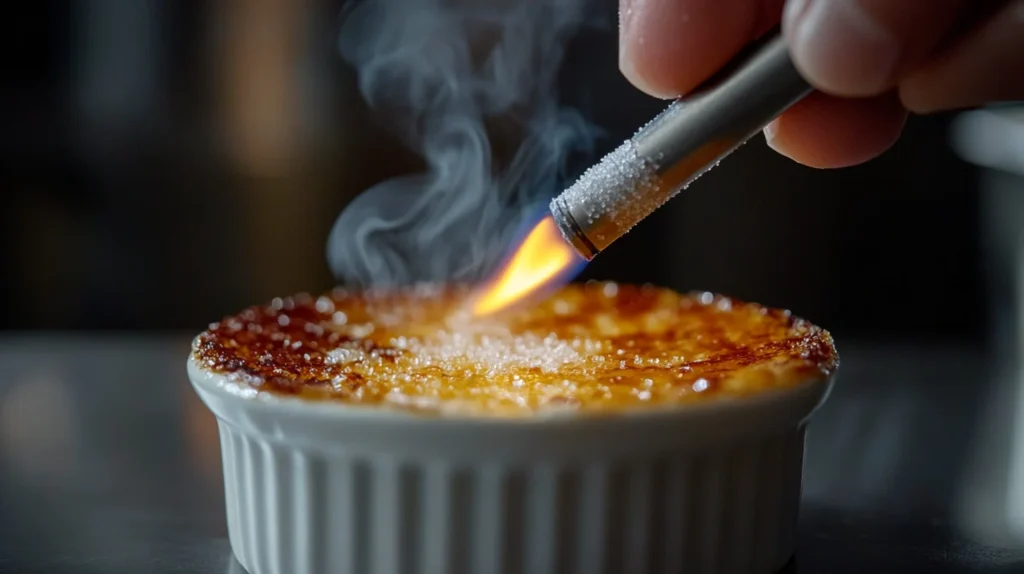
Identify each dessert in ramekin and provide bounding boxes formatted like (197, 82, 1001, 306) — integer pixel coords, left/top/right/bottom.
(188, 282, 837, 574)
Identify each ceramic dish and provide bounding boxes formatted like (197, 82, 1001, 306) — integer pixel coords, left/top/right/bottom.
(188, 283, 838, 574)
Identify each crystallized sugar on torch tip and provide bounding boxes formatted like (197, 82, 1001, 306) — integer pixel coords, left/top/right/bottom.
(553, 139, 661, 240)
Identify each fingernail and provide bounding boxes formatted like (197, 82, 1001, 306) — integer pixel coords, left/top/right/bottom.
(763, 120, 781, 152)
(786, 0, 901, 96)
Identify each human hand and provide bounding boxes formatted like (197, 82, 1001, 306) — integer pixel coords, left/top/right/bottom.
(619, 0, 1024, 168)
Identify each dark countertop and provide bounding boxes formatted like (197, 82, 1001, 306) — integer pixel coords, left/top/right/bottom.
(2, 335, 1024, 573)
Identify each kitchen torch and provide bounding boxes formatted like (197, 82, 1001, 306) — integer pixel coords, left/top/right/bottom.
(549, 27, 812, 260)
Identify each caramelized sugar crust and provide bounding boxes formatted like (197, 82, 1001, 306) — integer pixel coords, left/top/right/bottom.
(192, 283, 838, 416)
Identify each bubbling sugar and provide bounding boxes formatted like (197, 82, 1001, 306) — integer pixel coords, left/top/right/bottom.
(192, 283, 839, 417)
(412, 330, 586, 374)
(326, 347, 368, 365)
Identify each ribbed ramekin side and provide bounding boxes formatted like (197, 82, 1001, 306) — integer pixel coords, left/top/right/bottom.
(218, 422, 805, 574)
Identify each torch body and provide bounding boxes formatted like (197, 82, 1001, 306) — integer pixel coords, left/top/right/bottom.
(550, 28, 812, 259)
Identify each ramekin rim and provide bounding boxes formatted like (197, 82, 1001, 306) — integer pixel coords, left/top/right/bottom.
(187, 354, 834, 428)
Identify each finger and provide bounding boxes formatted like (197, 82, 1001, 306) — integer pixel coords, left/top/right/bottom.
(620, 0, 775, 99)
(764, 91, 908, 168)
(900, 0, 1024, 114)
(783, 0, 966, 97)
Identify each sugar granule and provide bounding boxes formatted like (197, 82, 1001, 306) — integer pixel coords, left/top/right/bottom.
(409, 330, 585, 374)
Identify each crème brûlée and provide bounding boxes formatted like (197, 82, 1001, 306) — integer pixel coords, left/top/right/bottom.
(191, 282, 838, 417)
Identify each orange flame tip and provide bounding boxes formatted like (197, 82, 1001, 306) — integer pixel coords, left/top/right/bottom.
(472, 215, 583, 317)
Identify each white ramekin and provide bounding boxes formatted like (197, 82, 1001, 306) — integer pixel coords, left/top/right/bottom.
(189, 356, 834, 574)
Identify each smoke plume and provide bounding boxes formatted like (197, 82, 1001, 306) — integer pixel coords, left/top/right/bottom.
(327, 0, 599, 287)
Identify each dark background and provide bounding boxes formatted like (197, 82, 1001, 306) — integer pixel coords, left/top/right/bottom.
(0, 0, 984, 342)
(5, 3, 1024, 572)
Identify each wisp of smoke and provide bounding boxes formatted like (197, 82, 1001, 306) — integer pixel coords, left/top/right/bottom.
(327, 0, 600, 288)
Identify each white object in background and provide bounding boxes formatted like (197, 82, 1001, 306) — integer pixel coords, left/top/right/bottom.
(951, 108, 1024, 176)
(1011, 229, 1024, 534)
(189, 357, 834, 574)
(951, 106, 1024, 545)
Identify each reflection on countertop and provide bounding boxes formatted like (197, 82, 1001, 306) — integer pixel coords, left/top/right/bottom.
(1, 335, 1023, 573)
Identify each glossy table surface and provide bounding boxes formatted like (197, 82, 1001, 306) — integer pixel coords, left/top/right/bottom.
(2, 335, 1024, 573)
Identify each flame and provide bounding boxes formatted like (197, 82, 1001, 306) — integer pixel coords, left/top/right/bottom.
(472, 215, 584, 316)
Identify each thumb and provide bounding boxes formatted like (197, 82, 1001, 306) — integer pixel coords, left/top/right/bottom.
(784, 0, 965, 97)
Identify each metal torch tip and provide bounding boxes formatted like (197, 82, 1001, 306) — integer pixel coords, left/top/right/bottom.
(549, 196, 599, 261)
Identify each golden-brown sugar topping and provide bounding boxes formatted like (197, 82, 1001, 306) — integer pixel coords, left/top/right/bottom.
(191, 283, 838, 416)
